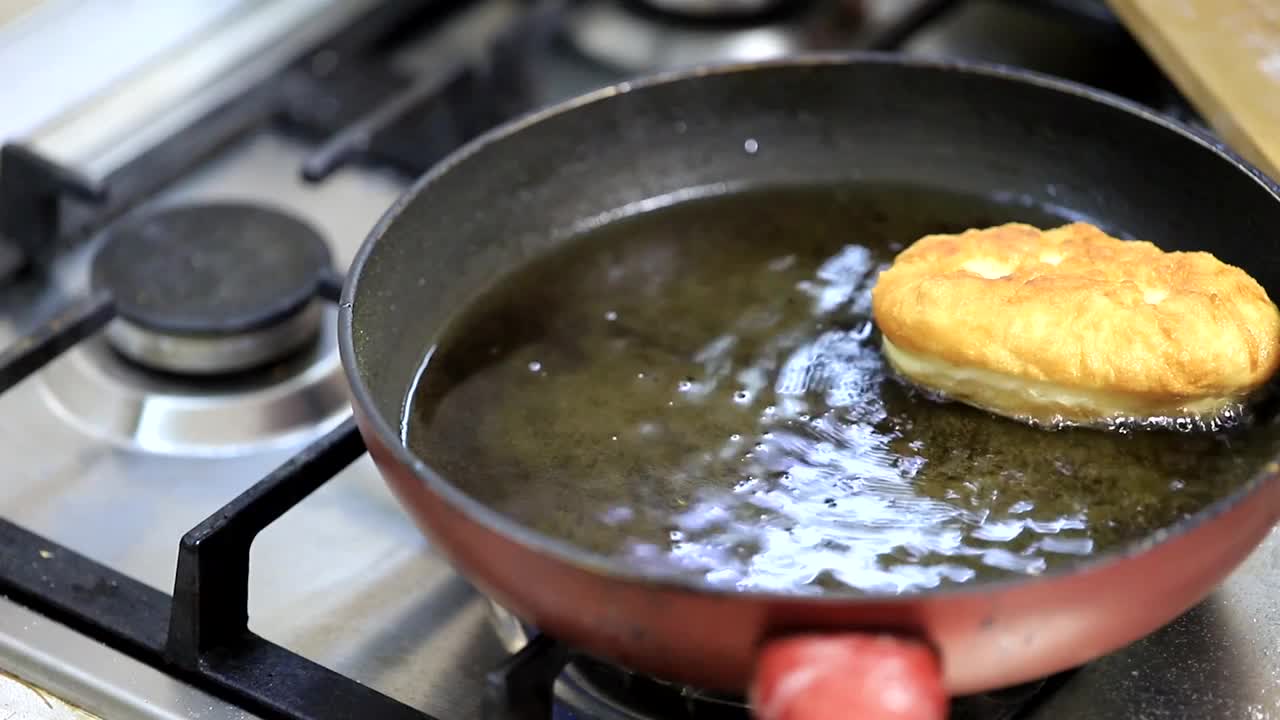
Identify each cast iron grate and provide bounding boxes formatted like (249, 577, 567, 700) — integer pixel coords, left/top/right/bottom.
(0, 274, 439, 720)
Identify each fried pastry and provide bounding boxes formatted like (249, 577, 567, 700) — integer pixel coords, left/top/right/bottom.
(870, 222, 1280, 426)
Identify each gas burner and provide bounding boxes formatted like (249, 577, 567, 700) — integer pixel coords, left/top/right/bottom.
(487, 599, 1066, 720)
(488, 600, 745, 718)
(568, 659, 1060, 720)
(563, 0, 865, 73)
(34, 201, 350, 457)
(626, 0, 810, 23)
(36, 319, 349, 457)
(90, 202, 332, 375)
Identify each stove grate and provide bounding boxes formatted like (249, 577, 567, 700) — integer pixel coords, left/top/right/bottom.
(0, 278, 437, 719)
(0, 417, 438, 720)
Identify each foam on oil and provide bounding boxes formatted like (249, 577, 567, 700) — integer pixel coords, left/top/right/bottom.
(403, 183, 1279, 595)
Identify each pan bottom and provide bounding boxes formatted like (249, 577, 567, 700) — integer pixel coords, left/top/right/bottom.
(485, 597, 1071, 719)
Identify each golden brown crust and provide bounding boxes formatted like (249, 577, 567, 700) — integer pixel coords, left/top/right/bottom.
(870, 222, 1280, 419)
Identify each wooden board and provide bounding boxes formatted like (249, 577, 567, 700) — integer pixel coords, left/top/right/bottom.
(1107, 0, 1280, 180)
(0, 0, 45, 26)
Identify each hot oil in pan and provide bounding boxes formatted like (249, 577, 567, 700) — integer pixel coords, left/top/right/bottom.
(403, 184, 1280, 595)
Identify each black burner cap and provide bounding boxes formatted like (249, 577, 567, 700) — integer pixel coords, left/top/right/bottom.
(92, 203, 332, 335)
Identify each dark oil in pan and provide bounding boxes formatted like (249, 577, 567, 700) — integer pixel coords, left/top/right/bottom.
(402, 183, 1279, 595)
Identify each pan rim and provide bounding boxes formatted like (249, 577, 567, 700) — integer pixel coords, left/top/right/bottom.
(339, 51, 1280, 603)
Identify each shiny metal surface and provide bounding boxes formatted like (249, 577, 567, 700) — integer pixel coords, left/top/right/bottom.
(0, 598, 257, 720)
(21, 0, 383, 183)
(39, 307, 347, 456)
(101, 302, 324, 376)
(0, 3, 1276, 720)
(0, 0, 245, 142)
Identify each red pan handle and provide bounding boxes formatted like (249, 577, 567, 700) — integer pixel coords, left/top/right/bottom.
(750, 633, 947, 720)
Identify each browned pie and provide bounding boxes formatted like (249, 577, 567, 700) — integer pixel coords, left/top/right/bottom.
(871, 221, 1280, 425)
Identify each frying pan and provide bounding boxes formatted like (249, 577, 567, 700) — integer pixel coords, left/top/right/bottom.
(338, 55, 1280, 719)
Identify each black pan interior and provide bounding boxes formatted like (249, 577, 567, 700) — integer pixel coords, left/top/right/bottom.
(347, 57, 1280, 597)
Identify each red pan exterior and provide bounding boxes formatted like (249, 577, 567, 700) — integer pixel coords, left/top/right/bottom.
(359, 402, 1279, 695)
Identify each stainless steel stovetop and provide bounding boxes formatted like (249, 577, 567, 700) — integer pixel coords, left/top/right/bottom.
(0, 1, 1275, 719)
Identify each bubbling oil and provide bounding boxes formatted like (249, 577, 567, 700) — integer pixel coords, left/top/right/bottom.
(403, 183, 1280, 595)
(909, 382, 1255, 435)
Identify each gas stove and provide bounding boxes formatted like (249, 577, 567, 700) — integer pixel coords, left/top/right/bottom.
(0, 1, 1275, 719)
